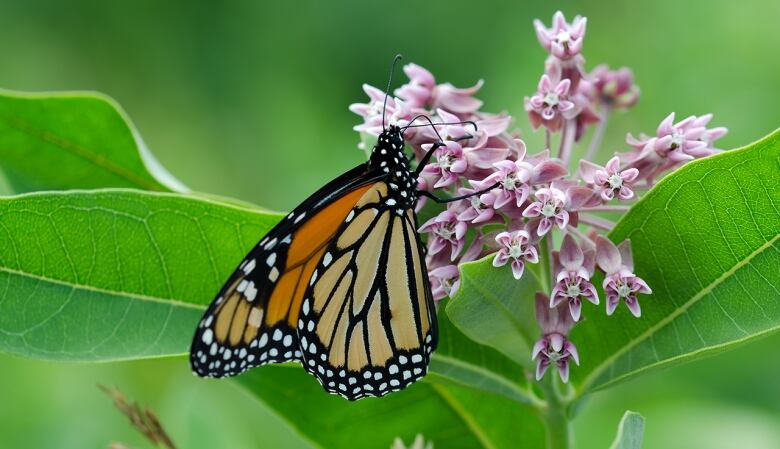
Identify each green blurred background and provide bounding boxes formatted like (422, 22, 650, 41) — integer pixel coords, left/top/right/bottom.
(1, 0, 778, 448)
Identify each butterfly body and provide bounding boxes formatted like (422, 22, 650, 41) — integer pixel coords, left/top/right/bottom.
(367, 125, 419, 211)
(190, 125, 438, 400)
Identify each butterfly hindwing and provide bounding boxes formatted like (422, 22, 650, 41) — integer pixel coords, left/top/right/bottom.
(297, 181, 438, 400)
(190, 165, 383, 378)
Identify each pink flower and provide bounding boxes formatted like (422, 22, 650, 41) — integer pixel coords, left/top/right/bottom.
(419, 209, 468, 261)
(534, 11, 587, 60)
(429, 265, 461, 302)
(472, 142, 534, 210)
(394, 63, 484, 115)
(434, 109, 474, 141)
(693, 114, 728, 148)
(420, 111, 508, 189)
(589, 65, 640, 109)
(621, 112, 728, 184)
(627, 113, 727, 170)
(532, 293, 579, 382)
(653, 113, 712, 161)
(551, 235, 599, 321)
(421, 140, 468, 188)
(456, 188, 498, 224)
(394, 63, 436, 109)
(522, 187, 569, 236)
(435, 80, 485, 115)
(596, 236, 652, 317)
(439, 110, 510, 173)
(580, 156, 640, 201)
(525, 74, 578, 132)
(492, 230, 539, 279)
(349, 84, 414, 136)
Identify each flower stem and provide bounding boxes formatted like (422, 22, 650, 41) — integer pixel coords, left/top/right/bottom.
(538, 376, 573, 449)
(566, 225, 594, 245)
(558, 120, 576, 167)
(545, 129, 552, 151)
(584, 103, 610, 162)
(538, 236, 553, 293)
(579, 213, 615, 231)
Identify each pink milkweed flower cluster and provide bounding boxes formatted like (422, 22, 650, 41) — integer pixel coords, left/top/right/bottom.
(351, 10, 728, 384)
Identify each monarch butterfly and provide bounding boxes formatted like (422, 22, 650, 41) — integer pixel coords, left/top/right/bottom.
(190, 57, 493, 400)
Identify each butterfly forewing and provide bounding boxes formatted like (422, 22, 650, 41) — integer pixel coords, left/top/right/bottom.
(190, 166, 382, 378)
(297, 181, 438, 400)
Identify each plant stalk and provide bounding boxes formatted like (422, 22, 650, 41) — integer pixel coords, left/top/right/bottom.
(584, 103, 610, 162)
(579, 213, 616, 231)
(538, 234, 553, 292)
(558, 120, 577, 167)
(538, 376, 573, 449)
(545, 129, 552, 151)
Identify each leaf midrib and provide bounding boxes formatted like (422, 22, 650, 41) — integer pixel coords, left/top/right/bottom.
(576, 232, 780, 397)
(430, 353, 539, 406)
(0, 265, 206, 311)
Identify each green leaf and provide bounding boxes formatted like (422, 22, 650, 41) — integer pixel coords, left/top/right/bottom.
(609, 411, 645, 449)
(446, 256, 540, 367)
(571, 129, 780, 395)
(429, 313, 539, 406)
(0, 89, 186, 193)
(0, 188, 537, 404)
(236, 365, 545, 449)
(0, 189, 281, 360)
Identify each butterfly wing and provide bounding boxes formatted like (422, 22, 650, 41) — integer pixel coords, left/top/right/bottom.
(190, 164, 384, 378)
(297, 181, 438, 400)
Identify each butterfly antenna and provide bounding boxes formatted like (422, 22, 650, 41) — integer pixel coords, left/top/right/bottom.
(403, 114, 445, 142)
(403, 117, 478, 133)
(382, 54, 403, 130)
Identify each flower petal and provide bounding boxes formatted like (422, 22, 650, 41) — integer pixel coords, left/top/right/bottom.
(557, 360, 570, 383)
(625, 297, 642, 317)
(578, 159, 602, 184)
(536, 359, 550, 381)
(595, 235, 622, 274)
(511, 259, 526, 280)
(559, 234, 584, 271)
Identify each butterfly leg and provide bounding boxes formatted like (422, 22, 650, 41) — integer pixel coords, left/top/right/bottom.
(414, 134, 475, 176)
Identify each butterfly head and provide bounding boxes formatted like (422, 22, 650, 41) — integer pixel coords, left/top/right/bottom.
(380, 124, 405, 150)
(370, 125, 407, 169)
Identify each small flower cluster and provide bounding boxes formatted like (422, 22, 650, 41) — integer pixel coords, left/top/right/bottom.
(351, 11, 727, 384)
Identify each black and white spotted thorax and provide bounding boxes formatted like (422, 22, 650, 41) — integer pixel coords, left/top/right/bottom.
(368, 125, 417, 214)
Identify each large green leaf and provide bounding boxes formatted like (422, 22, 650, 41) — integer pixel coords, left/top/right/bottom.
(445, 256, 541, 367)
(0, 189, 279, 360)
(609, 411, 645, 449)
(570, 129, 780, 396)
(236, 365, 544, 449)
(0, 189, 534, 404)
(0, 90, 186, 193)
